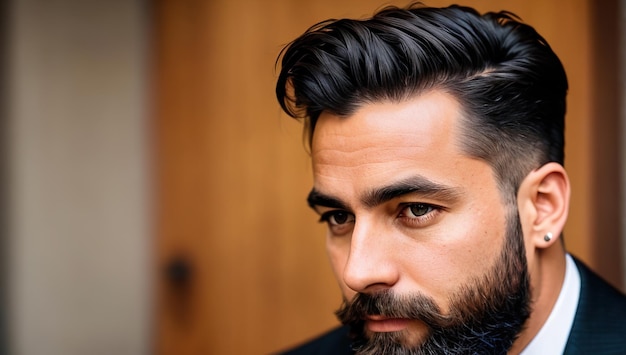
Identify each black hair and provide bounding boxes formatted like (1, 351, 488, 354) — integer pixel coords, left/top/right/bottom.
(276, 4, 567, 201)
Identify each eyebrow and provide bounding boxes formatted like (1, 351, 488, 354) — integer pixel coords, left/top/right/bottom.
(307, 189, 349, 211)
(307, 175, 462, 211)
(361, 175, 462, 208)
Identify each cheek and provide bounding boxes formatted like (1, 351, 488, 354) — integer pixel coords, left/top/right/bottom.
(448, 208, 507, 273)
(326, 236, 355, 298)
(413, 207, 507, 295)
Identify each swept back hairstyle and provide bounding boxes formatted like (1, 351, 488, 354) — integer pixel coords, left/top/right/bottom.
(275, 4, 568, 202)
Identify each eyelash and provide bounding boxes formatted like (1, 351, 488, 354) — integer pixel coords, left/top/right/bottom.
(318, 202, 442, 235)
(319, 211, 355, 236)
(319, 211, 354, 226)
(397, 203, 442, 227)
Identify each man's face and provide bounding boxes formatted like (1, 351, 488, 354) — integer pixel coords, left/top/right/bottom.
(308, 91, 530, 353)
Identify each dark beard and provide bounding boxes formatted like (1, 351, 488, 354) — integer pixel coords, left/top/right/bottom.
(335, 212, 531, 354)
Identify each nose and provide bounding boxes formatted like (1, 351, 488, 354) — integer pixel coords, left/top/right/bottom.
(342, 220, 400, 293)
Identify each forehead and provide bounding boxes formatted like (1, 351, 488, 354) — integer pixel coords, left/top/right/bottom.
(309, 90, 499, 204)
(312, 91, 463, 171)
(313, 90, 462, 146)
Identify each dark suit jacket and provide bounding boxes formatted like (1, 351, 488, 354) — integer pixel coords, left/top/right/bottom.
(280, 257, 626, 354)
(563, 258, 626, 354)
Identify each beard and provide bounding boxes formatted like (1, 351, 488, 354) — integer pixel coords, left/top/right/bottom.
(335, 211, 531, 354)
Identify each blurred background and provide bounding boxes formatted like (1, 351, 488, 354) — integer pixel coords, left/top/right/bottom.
(1, 0, 625, 354)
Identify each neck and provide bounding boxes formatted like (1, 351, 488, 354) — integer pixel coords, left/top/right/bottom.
(508, 244, 567, 354)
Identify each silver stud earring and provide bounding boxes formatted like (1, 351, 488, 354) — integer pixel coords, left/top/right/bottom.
(544, 232, 553, 242)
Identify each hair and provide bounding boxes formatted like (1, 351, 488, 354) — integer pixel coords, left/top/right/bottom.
(275, 3, 568, 202)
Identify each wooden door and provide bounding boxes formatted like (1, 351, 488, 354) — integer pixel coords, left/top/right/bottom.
(152, 0, 621, 353)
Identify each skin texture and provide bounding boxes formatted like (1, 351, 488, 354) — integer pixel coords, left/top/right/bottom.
(308, 90, 570, 353)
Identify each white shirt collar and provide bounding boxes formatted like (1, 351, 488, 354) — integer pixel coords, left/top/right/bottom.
(520, 253, 580, 354)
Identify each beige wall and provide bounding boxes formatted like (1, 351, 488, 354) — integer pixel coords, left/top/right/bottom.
(7, 0, 150, 354)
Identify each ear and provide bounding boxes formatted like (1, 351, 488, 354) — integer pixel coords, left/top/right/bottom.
(517, 162, 570, 249)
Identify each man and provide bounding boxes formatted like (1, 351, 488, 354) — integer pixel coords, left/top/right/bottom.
(275, 4, 626, 354)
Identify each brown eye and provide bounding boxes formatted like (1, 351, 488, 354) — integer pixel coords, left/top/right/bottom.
(319, 210, 355, 227)
(329, 211, 350, 225)
(319, 210, 355, 236)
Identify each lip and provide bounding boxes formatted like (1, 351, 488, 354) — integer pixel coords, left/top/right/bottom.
(365, 315, 411, 332)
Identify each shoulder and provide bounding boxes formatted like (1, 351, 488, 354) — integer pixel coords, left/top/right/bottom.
(564, 257, 626, 354)
(277, 326, 352, 355)
(574, 256, 626, 318)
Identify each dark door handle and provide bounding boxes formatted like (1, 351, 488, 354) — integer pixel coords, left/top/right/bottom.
(165, 256, 192, 288)
(163, 255, 194, 323)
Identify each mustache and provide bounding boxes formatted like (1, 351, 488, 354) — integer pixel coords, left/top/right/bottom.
(335, 290, 456, 330)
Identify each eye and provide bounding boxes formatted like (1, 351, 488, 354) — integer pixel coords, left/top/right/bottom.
(320, 210, 355, 226)
(319, 210, 355, 236)
(405, 203, 433, 218)
(398, 203, 441, 227)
